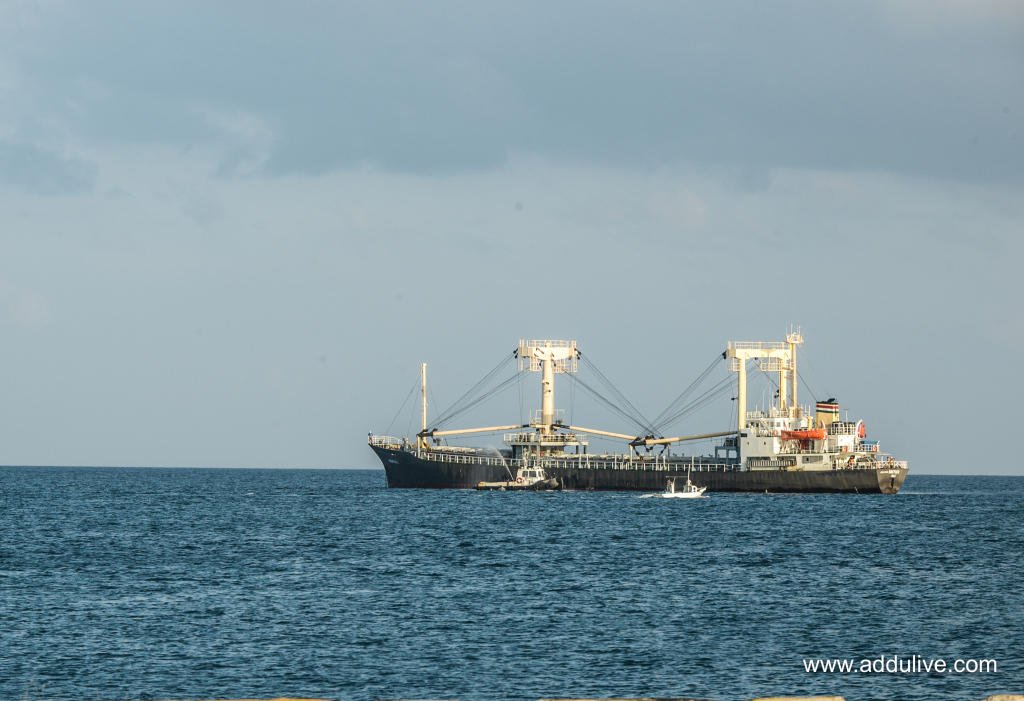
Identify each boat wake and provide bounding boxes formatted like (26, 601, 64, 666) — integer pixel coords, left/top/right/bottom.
(640, 492, 707, 499)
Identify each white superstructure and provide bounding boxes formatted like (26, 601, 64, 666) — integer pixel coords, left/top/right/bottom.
(727, 329, 905, 472)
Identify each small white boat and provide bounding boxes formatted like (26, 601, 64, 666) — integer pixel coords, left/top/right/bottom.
(641, 469, 706, 499)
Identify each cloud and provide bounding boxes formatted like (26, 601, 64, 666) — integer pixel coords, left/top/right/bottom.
(646, 187, 709, 232)
(0, 141, 96, 195)
(1, 1, 1020, 182)
(0, 281, 51, 327)
(193, 105, 275, 177)
(0, 146, 1020, 469)
(880, 0, 1024, 33)
(176, 186, 223, 226)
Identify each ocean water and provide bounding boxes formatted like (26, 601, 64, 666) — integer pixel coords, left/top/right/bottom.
(1, 468, 1021, 701)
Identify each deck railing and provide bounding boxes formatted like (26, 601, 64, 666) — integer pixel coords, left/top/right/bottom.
(777, 444, 880, 455)
(504, 432, 588, 444)
(372, 437, 904, 472)
(729, 341, 788, 351)
(746, 407, 812, 420)
(411, 450, 510, 467)
(404, 449, 739, 472)
(368, 435, 402, 448)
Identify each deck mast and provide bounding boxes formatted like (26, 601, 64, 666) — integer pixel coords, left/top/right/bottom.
(419, 363, 428, 449)
(726, 336, 796, 431)
(786, 327, 803, 417)
(518, 340, 578, 432)
(541, 349, 555, 435)
(514, 340, 580, 457)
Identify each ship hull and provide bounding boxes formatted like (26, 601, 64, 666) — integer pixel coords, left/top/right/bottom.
(370, 446, 908, 494)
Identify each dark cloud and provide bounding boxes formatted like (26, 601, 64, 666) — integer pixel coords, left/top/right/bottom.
(4, 0, 1023, 180)
(0, 142, 96, 196)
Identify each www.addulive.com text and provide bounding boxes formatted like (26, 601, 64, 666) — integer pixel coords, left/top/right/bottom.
(803, 656, 997, 673)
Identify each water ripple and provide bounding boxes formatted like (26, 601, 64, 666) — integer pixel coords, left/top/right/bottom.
(0, 468, 1021, 701)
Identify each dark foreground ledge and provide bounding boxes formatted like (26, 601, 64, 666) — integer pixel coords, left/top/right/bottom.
(130, 691, 1024, 695)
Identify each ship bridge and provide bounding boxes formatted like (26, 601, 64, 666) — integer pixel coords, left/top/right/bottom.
(504, 409, 589, 458)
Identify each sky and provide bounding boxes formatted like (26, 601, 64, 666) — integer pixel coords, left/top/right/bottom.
(0, 0, 1022, 473)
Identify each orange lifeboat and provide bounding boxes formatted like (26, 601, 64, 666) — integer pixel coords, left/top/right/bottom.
(780, 429, 827, 441)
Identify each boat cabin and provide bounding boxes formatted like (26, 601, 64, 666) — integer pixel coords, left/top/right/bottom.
(667, 477, 703, 495)
(515, 468, 549, 486)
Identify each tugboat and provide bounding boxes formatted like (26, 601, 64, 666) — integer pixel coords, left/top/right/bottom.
(369, 332, 909, 494)
(475, 467, 560, 491)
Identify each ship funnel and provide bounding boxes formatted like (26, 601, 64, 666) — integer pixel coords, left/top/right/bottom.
(815, 399, 839, 430)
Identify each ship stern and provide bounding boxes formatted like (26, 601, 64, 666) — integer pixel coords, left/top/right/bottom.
(877, 465, 909, 494)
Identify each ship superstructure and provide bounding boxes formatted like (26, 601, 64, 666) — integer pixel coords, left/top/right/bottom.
(368, 333, 908, 494)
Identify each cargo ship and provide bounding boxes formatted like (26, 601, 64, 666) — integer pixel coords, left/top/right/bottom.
(368, 333, 908, 494)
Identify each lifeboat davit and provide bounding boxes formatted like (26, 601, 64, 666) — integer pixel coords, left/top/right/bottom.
(780, 429, 827, 441)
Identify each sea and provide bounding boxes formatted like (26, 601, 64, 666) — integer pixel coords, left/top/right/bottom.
(1, 468, 1021, 701)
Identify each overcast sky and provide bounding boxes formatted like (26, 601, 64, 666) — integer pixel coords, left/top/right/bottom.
(1, 1, 1021, 473)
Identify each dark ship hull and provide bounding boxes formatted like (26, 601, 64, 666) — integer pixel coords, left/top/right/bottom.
(370, 445, 908, 494)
